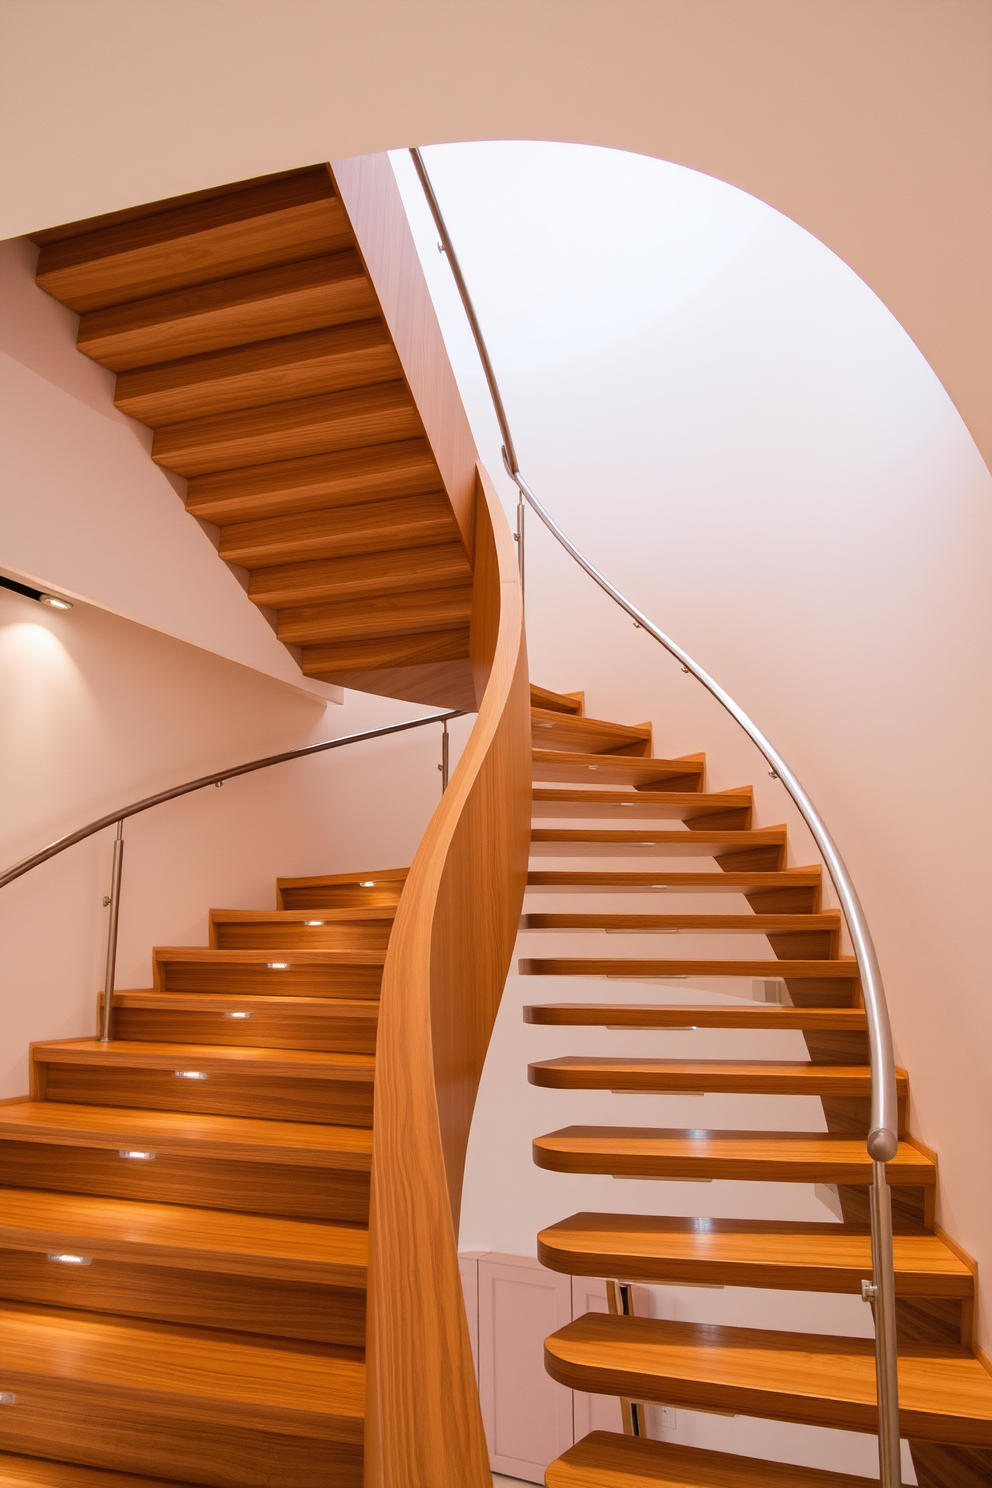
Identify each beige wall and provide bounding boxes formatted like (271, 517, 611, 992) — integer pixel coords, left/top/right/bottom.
(1, 0, 990, 477)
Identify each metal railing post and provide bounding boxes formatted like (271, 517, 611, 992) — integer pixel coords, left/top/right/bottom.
(99, 820, 124, 1043)
(440, 718, 450, 791)
(871, 1162, 903, 1485)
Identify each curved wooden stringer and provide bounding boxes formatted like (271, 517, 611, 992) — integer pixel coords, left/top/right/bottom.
(365, 466, 530, 1486)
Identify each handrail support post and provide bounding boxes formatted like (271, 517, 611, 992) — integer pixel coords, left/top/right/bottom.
(871, 1160, 902, 1486)
(440, 718, 450, 792)
(99, 820, 124, 1043)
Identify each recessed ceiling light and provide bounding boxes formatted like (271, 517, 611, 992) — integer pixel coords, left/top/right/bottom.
(40, 594, 73, 610)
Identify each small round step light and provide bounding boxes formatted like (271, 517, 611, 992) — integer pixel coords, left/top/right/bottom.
(48, 1253, 91, 1265)
(359, 881, 376, 887)
(304, 920, 324, 926)
(119, 1150, 155, 1160)
(267, 961, 290, 969)
(225, 1010, 252, 1020)
(176, 1070, 207, 1079)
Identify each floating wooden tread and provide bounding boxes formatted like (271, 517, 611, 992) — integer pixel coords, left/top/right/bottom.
(218, 491, 457, 568)
(75, 248, 379, 371)
(0, 1102, 372, 1169)
(531, 711, 652, 756)
(544, 1312, 992, 1444)
(529, 828, 785, 857)
(528, 1056, 900, 1097)
(276, 582, 473, 645)
(520, 957, 857, 979)
(32, 1039, 375, 1083)
(537, 1213, 972, 1297)
(524, 1004, 865, 1031)
(301, 627, 470, 679)
(522, 912, 839, 933)
(0, 1300, 364, 1439)
(184, 439, 439, 525)
(0, 1188, 367, 1287)
(534, 751, 704, 788)
(33, 168, 352, 313)
(114, 320, 402, 427)
(152, 379, 422, 479)
(531, 684, 583, 715)
(0, 1453, 203, 1488)
(247, 541, 472, 609)
(546, 1431, 882, 1488)
(533, 1127, 934, 1185)
(532, 788, 751, 821)
(527, 869, 821, 893)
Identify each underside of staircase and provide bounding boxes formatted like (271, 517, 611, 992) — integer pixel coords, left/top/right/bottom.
(3, 156, 990, 1488)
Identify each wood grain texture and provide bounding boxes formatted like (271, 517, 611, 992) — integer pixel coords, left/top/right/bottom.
(218, 492, 458, 567)
(33, 168, 352, 312)
(276, 868, 408, 911)
(330, 153, 480, 557)
(527, 868, 822, 897)
(152, 379, 422, 478)
(537, 1213, 972, 1296)
(546, 1431, 884, 1487)
(153, 947, 384, 999)
(110, 993, 378, 1054)
(76, 249, 378, 370)
(523, 1003, 865, 1030)
(301, 627, 471, 679)
(527, 1056, 898, 1097)
(531, 711, 653, 755)
(0, 1187, 366, 1286)
(529, 828, 786, 859)
(533, 750, 705, 788)
(521, 956, 857, 980)
(0, 1451, 206, 1487)
(531, 684, 584, 715)
(210, 905, 394, 950)
(185, 438, 439, 524)
(544, 1313, 992, 1444)
(277, 583, 473, 645)
(531, 787, 752, 822)
(247, 541, 471, 608)
(533, 1126, 935, 1185)
(115, 320, 401, 426)
(364, 466, 529, 1488)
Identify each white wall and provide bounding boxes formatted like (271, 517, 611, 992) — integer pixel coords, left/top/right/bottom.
(0, 586, 467, 1098)
(0, 234, 339, 702)
(390, 142, 989, 1478)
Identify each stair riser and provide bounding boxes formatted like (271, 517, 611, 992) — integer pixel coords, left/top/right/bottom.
(0, 1380, 361, 1488)
(0, 1143, 370, 1223)
(0, 1251, 365, 1346)
(39, 1067, 374, 1128)
(112, 1007, 378, 1055)
(212, 924, 392, 951)
(278, 887, 404, 911)
(155, 964, 382, 999)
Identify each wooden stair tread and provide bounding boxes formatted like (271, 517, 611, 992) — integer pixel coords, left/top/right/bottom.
(528, 1057, 898, 1096)
(0, 1453, 202, 1487)
(75, 248, 378, 372)
(533, 751, 704, 788)
(32, 169, 352, 313)
(154, 947, 386, 965)
(531, 684, 584, 715)
(537, 1213, 972, 1296)
(0, 1188, 367, 1286)
(521, 956, 857, 978)
(532, 710, 652, 755)
(151, 380, 422, 480)
(276, 583, 473, 646)
(32, 1039, 375, 1081)
(522, 912, 839, 931)
(527, 870, 820, 891)
(217, 491, 456, 568)
(113, 991, 377, 1014)
(533, 1126, 934, 1185)
(276, 867, 408, 889)
(544, 1312, 992, 1444)
(0, 1103, 372, 1169)
(532, 788, 752, 821)
(184, 439, 439, 525)
(546, 1431, 881, 1488)
(0, 1301, 364, 1431)
(210, 906, 396, 924)
(114, 320, 402, 427)
(523, 1004, 865, 1030)
(530, 828, 785, 856)
(247, 541, 472, 609)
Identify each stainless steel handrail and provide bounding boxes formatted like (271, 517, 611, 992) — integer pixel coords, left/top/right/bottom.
(411, 145, 903, 1486)
(2, 707, 465, 1042)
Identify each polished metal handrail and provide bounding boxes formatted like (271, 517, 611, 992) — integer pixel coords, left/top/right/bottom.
(2, 708, 465, 1041)
(411, 145, 902, 1486)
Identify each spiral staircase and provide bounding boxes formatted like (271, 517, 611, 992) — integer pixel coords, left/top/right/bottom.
(0, 157, 989, 1488)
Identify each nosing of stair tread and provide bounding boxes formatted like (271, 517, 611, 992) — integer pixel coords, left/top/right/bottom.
(0, 1301, 366, 1419)
(31, 1039, 375, 1077)
(543, 1312, 992, 1437)
(0, 1102, 373, 1165)
(520, 957, 856, 975)
(154, 946, 386, 962)
(523, 1004, 865, 1029)
(0, 1453, 209, 1488)
(546, 1430, 887, 1487)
